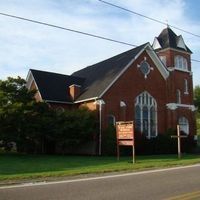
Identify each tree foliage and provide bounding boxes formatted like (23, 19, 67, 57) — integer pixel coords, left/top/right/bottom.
(0, 77, 97, 154)
(194, 85, 200, 112)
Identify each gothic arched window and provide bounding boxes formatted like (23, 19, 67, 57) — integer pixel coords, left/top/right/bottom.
(134, 91, 157, 138)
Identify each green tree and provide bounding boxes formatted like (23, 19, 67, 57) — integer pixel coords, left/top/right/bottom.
(0, 77, 55, 153)
(0, 77, 36, 151)
(194, 85, 200, 137)
(0, 77, 97, 154)
(55, 108, 97, 154)
(194, 85, 200, 112)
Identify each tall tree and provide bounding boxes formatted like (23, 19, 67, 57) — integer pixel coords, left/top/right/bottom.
(194, 85, 200, 113)
(0, 77, 37, 150)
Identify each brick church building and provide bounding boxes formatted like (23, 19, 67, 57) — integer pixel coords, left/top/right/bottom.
(26, 27, 196, 153)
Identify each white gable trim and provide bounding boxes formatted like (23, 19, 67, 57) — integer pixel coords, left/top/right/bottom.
(26, 70, 43, 100)
(45, 100, 73, 104)
(99, 43, 169, 98)
(99, 44, 148, 98)
(152, 37, 161, 49)
(26, 70, 34, 89)
(145, 45, 169, 80)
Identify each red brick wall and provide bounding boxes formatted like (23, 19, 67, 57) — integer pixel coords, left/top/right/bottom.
(157, 49, 191, 70)
(101, 51, 168, 134)
(157, 48, 195, 135)
(167, 70, 193, 104)
(90, 50, 196, 136)
(158, 49, 193, 105)
(38, 49, 196, 137)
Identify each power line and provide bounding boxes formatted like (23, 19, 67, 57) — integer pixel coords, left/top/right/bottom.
(191, 59, 200, 63)
(98, 0, 200, 39)
(0, 12, 136, 48)
(0, 12, 199, 63)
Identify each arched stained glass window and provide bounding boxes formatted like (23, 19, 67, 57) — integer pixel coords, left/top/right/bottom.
(134, 91, 157, 138)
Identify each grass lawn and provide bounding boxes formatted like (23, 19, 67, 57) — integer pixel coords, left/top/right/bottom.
(0, 153, 200, 182)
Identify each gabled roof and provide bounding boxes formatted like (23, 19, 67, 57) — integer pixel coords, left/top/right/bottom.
(27, 42, 169, 104)
(72, 43, 148, 101)
(29, 69, 85, 103)
(153, 27, 192, 53)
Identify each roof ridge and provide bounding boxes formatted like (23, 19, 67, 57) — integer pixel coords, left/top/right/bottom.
(30, 68, 83, 79)
(72, 42, 149, 76)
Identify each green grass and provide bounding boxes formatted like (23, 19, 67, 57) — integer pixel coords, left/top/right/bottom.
(0, 153, 200, 182)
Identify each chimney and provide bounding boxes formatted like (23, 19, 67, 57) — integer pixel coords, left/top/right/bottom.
(69, 84, 81, 100)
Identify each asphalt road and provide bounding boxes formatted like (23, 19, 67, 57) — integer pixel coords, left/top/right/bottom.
(1, 164, 200, 200)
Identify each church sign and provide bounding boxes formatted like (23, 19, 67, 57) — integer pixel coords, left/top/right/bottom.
(116, 121, 135, 163)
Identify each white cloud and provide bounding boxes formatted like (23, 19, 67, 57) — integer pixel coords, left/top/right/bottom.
(0, 0, 199, 86)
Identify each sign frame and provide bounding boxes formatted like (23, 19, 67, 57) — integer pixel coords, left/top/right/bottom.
(116, 121, 135, 163)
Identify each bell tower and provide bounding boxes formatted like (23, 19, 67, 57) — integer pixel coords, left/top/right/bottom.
(152, 27, 196, 135)
(152, 27, 192, 70)
(152, 27, 193, 105)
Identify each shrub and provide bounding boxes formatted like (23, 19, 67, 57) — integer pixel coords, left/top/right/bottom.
(101, 126, 117, 156)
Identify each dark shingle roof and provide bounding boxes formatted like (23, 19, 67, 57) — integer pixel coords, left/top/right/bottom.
(30, 43, 147, 103)
(30, 69, 85, 103)
(72, 43, 147, 101)
(156, 27, 192, 53)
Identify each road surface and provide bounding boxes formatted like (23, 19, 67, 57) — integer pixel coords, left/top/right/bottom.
(0, 164, 200, 200)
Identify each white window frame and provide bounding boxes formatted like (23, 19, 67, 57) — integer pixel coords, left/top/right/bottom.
(134, 91, 157, 138)
(176, 90, 181, 104)
(174, 55, 188, 70)
(184, 79, 189, 94)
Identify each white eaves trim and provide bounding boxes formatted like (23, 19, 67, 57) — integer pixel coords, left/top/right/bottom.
(74, 97, 98, 104)
(45, 100, 73, 104)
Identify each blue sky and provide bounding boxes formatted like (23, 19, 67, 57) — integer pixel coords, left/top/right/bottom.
(0, 0, 199, 86)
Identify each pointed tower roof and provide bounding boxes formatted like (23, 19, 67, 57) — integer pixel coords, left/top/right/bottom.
(153, 27, 192, 53)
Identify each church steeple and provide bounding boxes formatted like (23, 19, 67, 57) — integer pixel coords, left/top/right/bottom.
(152, 27, 192, 53)
(152, 27, 192, 70)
